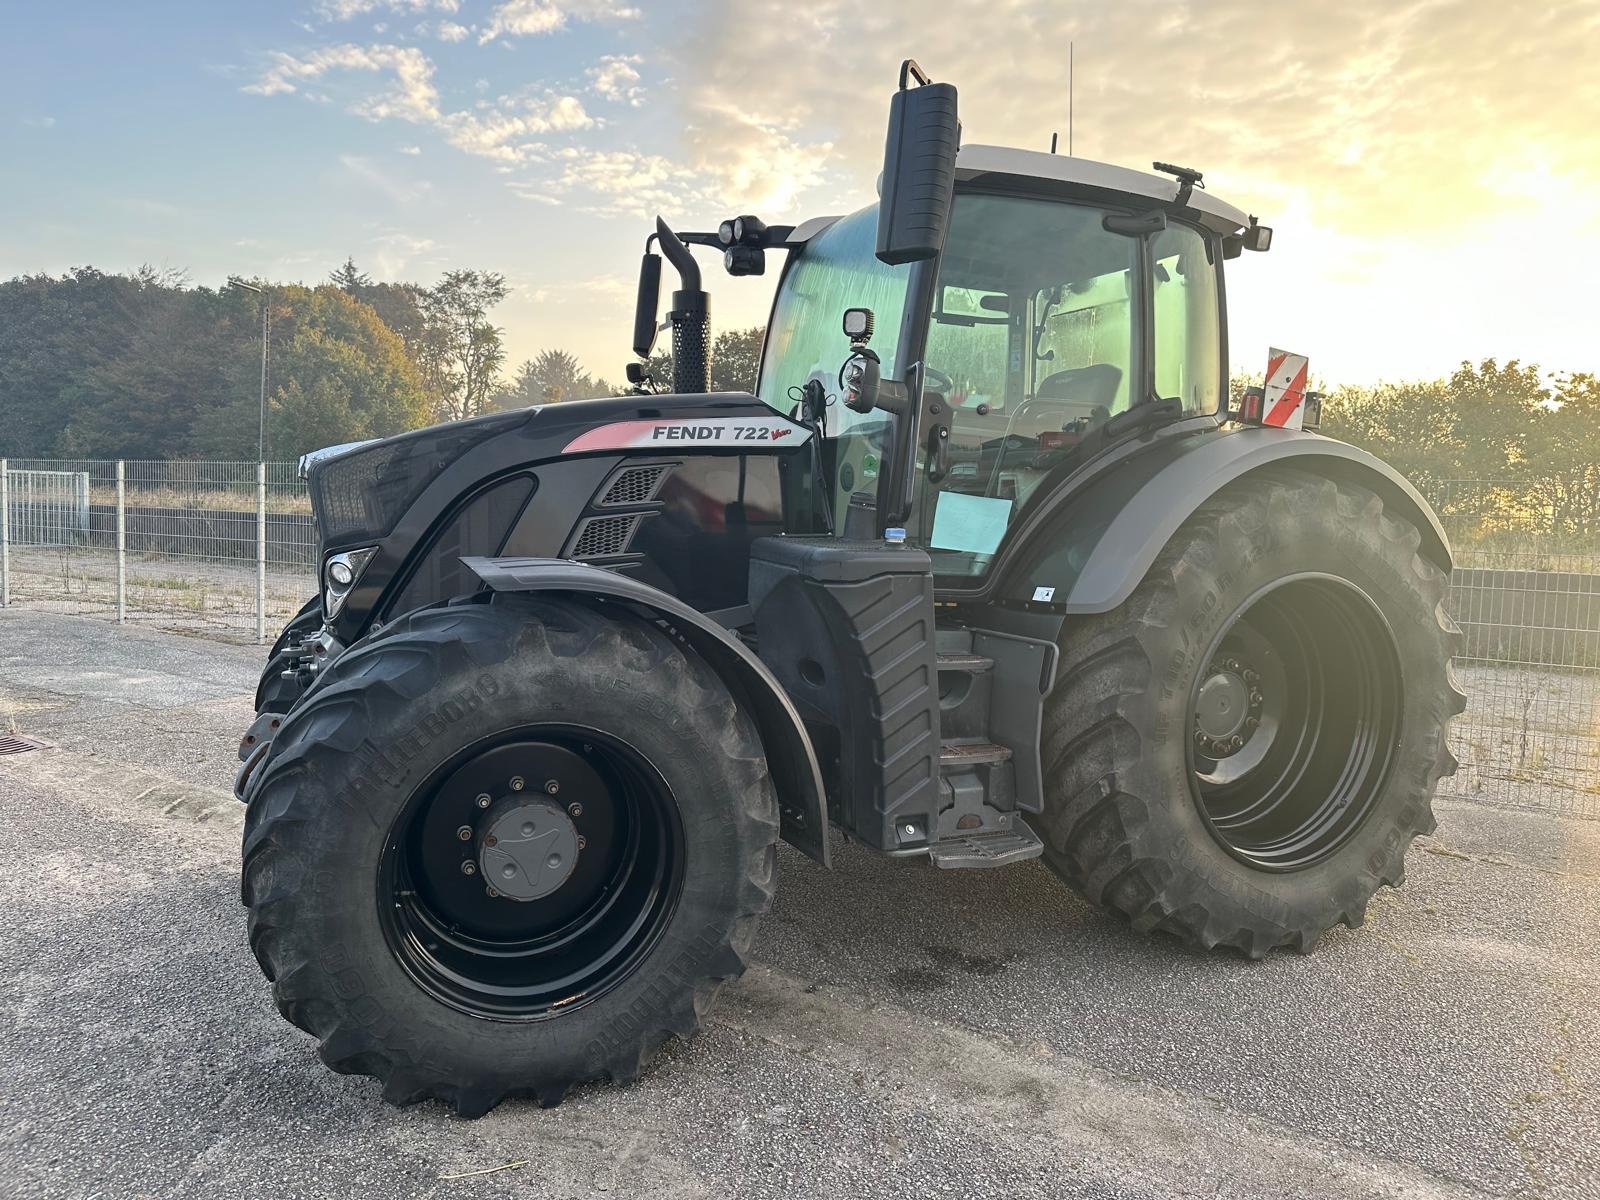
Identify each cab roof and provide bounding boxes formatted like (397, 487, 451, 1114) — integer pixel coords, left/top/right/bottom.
(955, 144, 1253, 236)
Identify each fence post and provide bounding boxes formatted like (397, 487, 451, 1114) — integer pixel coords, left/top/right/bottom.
(0, 457, 9, 608)
(115, 461, 127, 623)
(256, 462, 267, 645)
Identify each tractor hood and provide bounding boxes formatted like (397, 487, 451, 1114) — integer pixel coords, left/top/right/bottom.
(304, 391, 810, 552)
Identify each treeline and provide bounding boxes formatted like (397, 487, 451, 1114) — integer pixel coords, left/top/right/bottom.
(1315, 360, 1600, 536)
(0, 261, 771, 461)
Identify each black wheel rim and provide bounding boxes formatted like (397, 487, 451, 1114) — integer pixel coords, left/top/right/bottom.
(378, 728, 685, 1020)
(1188, 574, 1403, 872)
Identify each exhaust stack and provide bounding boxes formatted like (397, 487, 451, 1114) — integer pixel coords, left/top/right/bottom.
(655, 217, 711, 394)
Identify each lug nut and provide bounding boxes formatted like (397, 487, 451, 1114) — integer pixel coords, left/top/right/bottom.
(510, 776, 525, 792)
(456, 825, 472, 841)
(1229, 735, 1244, 750)
(486, 886, 499, 898)
(484, 834, 498, 847)
(1243, 669, 1260, 684)
(460, 861, 477, 876)
(576, 835, 587, 850)
(1249, 690, 1263, 705)
(567, 802, 583, 818)
(1224, 658, 1240, 673)
(475, 793, 491, 809)
(1246, 716, 1260, 730)
(544, 779, 560, 795)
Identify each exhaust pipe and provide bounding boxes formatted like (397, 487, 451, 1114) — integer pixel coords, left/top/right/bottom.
(655, 217, 711, 394)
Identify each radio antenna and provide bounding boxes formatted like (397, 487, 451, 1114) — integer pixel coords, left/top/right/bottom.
(1068, 42, 1074, 156)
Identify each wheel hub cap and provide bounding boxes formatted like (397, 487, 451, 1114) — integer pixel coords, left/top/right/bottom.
(1194, 657, 1265, 759)
(480, 799, 579, 901)
(1195, 671, 1250, 740)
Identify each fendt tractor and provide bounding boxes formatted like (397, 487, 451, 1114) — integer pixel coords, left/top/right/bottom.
(237, 62, 1464, 1116)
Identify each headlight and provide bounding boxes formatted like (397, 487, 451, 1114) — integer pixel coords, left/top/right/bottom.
(323, 547, 376, 620)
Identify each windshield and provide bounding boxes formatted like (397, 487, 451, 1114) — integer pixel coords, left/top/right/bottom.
(757, 208, 911, 522)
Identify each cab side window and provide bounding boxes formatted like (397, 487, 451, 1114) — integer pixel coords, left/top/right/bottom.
(1151, 224, 1222, 416)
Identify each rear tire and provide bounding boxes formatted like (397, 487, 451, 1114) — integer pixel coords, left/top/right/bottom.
(1037, 471, 1465, 957)
(241, 593, 779, 1115)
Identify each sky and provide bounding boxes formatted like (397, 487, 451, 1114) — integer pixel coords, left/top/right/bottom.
(3, 0, 1599, 387)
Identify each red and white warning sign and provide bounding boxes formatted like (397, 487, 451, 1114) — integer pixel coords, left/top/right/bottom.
(1261, 348, 1309, 429)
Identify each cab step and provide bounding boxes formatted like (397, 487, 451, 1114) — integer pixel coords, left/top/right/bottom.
(935, 651, 995, 673)
(929, 822, 1044, 869)
(939, 740, 1012, 768)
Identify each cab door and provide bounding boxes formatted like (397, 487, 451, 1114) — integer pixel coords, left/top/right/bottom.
(907, 191, 1223, 585)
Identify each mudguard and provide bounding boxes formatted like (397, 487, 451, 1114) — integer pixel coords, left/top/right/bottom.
(463, 556, 830, 866)
(998, 426, 1452, 613)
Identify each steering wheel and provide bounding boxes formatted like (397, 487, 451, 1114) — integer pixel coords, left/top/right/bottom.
(923, 365, 954, 394)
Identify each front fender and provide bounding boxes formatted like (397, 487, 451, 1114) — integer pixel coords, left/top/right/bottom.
(999, 426, 1452, 613)
(463, 556, 830, 866)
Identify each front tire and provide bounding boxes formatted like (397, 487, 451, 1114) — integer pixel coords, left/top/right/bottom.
(1038, 471, 1465, 957)
(241, 594, 779, 1115)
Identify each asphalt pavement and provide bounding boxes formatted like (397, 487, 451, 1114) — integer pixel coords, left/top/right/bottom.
(1, 607, 1596, 1200)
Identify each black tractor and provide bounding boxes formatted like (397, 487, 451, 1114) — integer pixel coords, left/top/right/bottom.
(237, 63, 1464, 1117)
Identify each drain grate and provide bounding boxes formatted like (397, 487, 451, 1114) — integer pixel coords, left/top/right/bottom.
(0, 734, 47, 757)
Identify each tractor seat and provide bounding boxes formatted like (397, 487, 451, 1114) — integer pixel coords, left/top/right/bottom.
(1003, 364, 1123, 441)
(1035, 363, 1122, 405)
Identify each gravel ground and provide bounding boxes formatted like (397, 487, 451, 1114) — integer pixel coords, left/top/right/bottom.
(1, 607, 1597, 1200)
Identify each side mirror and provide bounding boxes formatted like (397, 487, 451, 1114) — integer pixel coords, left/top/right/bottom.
(876, 62, 960, 266)
(632, 251, 662, 359)
(841, 350, 882, 414)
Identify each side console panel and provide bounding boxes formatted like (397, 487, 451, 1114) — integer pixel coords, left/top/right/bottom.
(749, 538, 941, 854)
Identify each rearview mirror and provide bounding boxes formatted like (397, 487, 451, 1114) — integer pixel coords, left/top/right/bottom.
(632, 251, 662, 359)
(876, 63, 960, 266)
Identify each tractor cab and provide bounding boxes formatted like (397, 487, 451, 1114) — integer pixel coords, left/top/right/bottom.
(753, 147, 1248, 584)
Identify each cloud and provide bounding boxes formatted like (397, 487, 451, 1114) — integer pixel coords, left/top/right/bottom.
(587, 54, 643, 105)
(433, 20, 470, 41)
(479, 0, 640, 43)
(441, 94, 596, 163)
(545, 147, 719, 219)
(665, 0, 1600, 235)
(368, 230, 438, 276)
(20, 115, 57, 128)
(244, 43, 439, 123)
(316, 0, 458, 20)
(398, 144, 423, 155)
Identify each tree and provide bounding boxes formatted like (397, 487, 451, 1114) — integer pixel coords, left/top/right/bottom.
(495, 349, 615, 407)
(638, 325, 765, 395)
(329, 257, 373, 295)
(421, 270, 509, 422)
(1525, 372, 1600, 535)
(192, 285, 430, 459)
(710, 327, 765, 394)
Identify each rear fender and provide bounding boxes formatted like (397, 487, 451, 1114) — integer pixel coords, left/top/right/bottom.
(999, 427, 1452, 614)
(463, 556, 830, 866)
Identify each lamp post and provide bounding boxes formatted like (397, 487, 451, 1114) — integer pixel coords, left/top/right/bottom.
(228, 278, 270, 463)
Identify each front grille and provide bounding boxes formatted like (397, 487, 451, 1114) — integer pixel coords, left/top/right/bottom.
(569, 514, 642, 559)
(599, 464, 671, 507)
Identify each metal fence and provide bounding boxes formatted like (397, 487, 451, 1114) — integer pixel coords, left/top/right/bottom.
(0, 458, 314, 643)
(0, 462, 1595, 818)
(1430, 479, 1600, 818)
